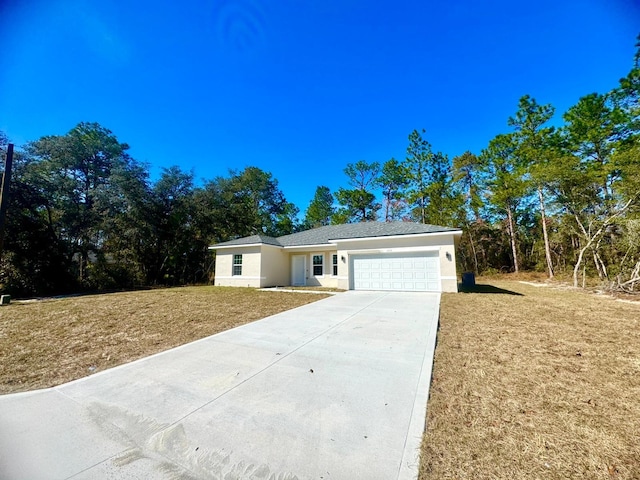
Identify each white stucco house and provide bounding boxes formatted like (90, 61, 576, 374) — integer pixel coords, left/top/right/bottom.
(209, 222, 463, 293)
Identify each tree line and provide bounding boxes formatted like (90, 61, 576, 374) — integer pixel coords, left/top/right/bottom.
(305, 37, 640, 291)
(2, 37, 639, 297)
(0, 125, 299, 296)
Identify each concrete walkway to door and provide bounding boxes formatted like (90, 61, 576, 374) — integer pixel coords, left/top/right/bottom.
(0, 291, 440, 480)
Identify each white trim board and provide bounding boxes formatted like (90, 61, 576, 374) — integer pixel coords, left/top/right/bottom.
(283, 244, 336, 251)
(346, 246, 440, 255)
(210, 243, 267, 250)
(329, 230, 462, 243)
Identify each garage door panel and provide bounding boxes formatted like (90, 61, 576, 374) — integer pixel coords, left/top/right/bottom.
(352, 252, 440, 292)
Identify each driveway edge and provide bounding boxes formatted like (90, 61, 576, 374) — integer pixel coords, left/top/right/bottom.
(397, 293, 441, 480)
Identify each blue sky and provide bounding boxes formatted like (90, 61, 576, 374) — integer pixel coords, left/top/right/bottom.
(1, 0, 638, 213)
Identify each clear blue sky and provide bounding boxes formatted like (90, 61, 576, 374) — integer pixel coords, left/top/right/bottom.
(1, 0, 638, 213)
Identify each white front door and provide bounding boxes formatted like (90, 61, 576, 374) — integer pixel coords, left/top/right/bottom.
(291, 255, 306, 286)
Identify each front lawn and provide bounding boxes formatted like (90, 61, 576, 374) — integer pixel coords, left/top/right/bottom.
(421, 279, 640, 479)
(0, 286, 329, 394)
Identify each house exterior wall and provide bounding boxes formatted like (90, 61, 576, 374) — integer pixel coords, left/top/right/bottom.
(438, 236, 458, 292)
(214, 246, 263, 287)
(290, 250, 339, 288)
(334, 233, 459, 292)
(260, 245, 290, 287)
(212, 232, 460, 292)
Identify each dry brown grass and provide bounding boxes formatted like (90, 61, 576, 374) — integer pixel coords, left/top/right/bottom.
(421, 279, 640, 479)
(0, 286, 329, 394)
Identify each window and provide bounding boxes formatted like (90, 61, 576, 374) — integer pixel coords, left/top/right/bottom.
(233, 254, 242, 276)
(312, 254, 324, 276)
(332, 254, 338, 276)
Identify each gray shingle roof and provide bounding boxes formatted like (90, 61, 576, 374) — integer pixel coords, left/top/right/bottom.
(211, 222, 460, 248)
(212, 234, 281, 248)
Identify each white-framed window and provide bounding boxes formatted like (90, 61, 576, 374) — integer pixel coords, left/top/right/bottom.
(233, 254, 242, 276)
(332, 254, 338, 276)
(312, 254, 324, 276)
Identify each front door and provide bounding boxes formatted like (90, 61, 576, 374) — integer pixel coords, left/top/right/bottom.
(291, 255, 306, 286)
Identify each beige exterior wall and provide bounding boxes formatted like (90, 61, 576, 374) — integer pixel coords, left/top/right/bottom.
(214, 246, 341, 289)
(214, 246, 263, 287)
(334, 233, 459, 292)
(260, 245, 290, 287)
(213, 232, 460, 292)
(437, 236, 459, 293)
(285, 250, 339, 288)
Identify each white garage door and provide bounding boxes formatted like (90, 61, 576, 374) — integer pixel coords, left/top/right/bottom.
(351, 252, 440, 292)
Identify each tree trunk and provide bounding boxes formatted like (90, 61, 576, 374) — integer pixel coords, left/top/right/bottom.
(538, 187, 554, 278)
(595, 251, 608, 279)
(79, 252, 86, 283)
(621, 260, 640, 291)
(384, 195, 391, 222)
(592, 249, 605, 280)
(573, 228, 599, 288)
(573, 237, 594, 288)
(571, 197, 636, 288)
(506, 206, 519, 273)
(467, 224, 479, 274)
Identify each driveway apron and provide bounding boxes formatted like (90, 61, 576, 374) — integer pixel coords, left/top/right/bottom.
(0, 291, 440, 480)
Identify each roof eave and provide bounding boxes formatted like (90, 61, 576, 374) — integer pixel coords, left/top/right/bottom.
(282, 243, 336, 250)
(209, 243, 283, 250)
(328, 229, 463, 243)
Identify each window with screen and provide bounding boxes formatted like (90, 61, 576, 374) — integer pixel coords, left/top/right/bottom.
(312, 254, 323, 276)
(332, 254, 338, 276)
(233, 254, 242, 276)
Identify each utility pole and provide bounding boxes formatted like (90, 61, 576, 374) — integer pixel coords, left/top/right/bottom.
(0, 143, 14, 264)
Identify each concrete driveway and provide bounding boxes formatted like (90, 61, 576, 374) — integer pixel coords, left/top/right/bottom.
(0, 291, 440, 480)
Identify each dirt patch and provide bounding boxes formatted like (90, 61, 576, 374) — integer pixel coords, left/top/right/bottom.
(0, 286, 329, 394)
(421, 279, 640, 479)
